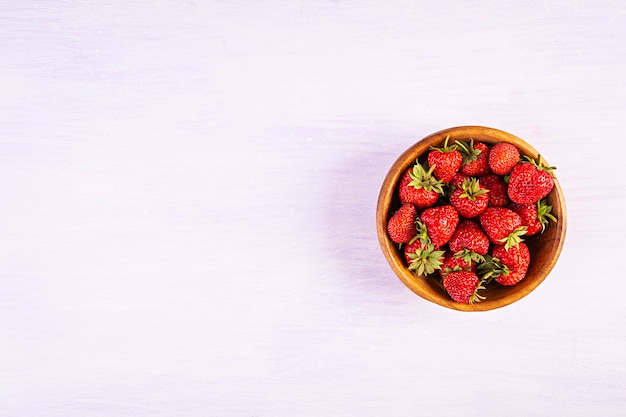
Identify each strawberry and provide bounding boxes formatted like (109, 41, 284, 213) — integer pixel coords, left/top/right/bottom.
(508, 202, 541, 236)
(448, 219, 490, 255)
(457, 139, 491, 176)
(507, 155, 556, 204)
(478, 207, 527, 249)
(450, 172, 469, 189)
(420, 205, 459, 248)
(509, 199, 557, 236)
(440, 251, 477, 279)
(398, 162, 445, 209)
(386, 203, 418, 243)
(479, 174, 509, 207)
(404, 239, 446, 276)
(443, 270, 482, 304)
(390, 137, 559, 304)
(427, 136, 463, 183)
(488, 142, 520, 175)
(490, 243, 530, 286)
(403, 238, 424, 265)
(449, 177, 490, 218)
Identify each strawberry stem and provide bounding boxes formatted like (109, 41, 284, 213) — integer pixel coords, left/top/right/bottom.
(456, 138, 482, 165)
(407, 243, 446, 276)
(413, 219, 431, 246)
(522, 155, 557, 178)
(477, 255, 510, 282)
(537, 198, 557, 233)
(453, 249, 485, 265)
(408, 161, 445, 194)
(429, 135, 458, 153)
(469, 282, 487, 304)
(458, 177, 489, 201)
(498, 226, 528, 251)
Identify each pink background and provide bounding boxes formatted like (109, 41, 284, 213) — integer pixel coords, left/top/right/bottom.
(1, 1, 625, 416)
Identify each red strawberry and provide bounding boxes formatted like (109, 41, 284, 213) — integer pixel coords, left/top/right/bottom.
(457, 139, 491, 176)
(491, 243, 530, 286)
(448, 219, 490, 255)
(440, 251, 477, 279)
(403, 239, 446, 276)
(386, 203, 418, 243)
(450, 172, 469, 188)
(478, 207, 527, 249)
(403, 239, 424, 265)
(398, 162, 445, 209)
(449, 177, 490, 218)
(488, 142, 520, 175)
(443, 270, 482, 304)
(510, 199, 557, 236)
(507, 155, 556, 204)
(420, 205, 459, 248)
(508, 202, 541, 236)
(480, 174, 510, 207)
(427, 136, 463, 183)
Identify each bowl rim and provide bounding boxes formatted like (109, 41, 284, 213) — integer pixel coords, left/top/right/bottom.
(376, 125, 567, 311)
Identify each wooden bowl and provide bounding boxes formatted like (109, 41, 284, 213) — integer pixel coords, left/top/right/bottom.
(376, 126, 567, 311)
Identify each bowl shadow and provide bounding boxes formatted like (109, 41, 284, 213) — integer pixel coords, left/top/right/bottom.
(321, 133, 426, 299)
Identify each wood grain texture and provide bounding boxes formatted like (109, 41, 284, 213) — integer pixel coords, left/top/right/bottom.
(1, 1, 625, 416)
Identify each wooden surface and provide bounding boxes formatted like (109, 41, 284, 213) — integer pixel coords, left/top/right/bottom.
(1, 1, 625, 416)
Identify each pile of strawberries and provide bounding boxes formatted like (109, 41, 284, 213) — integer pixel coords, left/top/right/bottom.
(386, 136, 557, 304)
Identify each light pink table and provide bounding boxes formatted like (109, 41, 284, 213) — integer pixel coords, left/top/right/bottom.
(1, 1, 625, 416)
